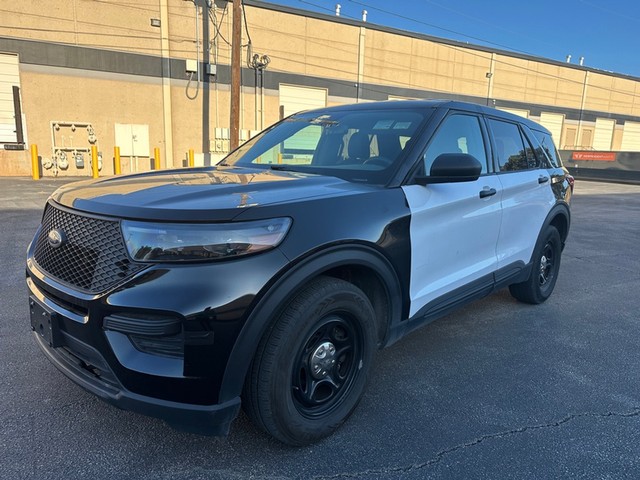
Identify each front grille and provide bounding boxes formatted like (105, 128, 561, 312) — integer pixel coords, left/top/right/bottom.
(33, 204, 145, 293)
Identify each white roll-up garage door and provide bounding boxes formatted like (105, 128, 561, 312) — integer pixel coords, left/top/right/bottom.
(621, 122, 640, 151)
(279, 84, 327, 118)
(0, 53, 20, 144)
(593, 118, 615, 150)
(497, 107, 529, 119)
(539, 112, 564, 144)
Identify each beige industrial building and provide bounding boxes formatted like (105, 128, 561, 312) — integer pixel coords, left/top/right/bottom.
(1, 0, 640, 177)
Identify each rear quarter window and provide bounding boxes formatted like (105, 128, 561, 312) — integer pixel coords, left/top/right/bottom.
(533, 131, 563, 168)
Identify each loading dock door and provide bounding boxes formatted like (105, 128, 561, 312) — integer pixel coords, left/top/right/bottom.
(279, 85, 327, 118)
(593, 118, 615, 151)
(0, 53, 21, 144)
(497, 107, 529, 119)
(539, 112, 564, 145)
(621, 122, 640, 151)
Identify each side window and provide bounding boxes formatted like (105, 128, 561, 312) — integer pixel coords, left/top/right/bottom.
(533, 131, 563, 168)
(423, 114, 488, 175)
(489, 119, 537, 172)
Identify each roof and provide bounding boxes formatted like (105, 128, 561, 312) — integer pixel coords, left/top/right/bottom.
(295, 99, 551, 133)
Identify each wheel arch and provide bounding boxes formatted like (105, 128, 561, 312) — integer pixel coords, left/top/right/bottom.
(543, 202, 571, 250)
(218, 244, 404, 403)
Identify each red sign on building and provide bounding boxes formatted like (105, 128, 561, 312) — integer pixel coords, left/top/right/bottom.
(571, 152, 617, 161)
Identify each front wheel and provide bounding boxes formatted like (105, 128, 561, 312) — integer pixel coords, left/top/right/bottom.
(509, 225, 562, 304)
(243, 276, 376, 446)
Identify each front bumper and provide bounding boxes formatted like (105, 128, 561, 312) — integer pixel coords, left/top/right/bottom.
(32, 329, 240, 435)
(27, 243, 290, 435)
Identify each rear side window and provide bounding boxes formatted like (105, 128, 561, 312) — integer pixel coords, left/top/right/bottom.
(489, 119, 541, 172)
(533, 131, 563, 168)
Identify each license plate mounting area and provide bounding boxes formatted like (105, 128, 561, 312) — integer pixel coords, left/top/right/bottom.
(29, 296, 63, 348)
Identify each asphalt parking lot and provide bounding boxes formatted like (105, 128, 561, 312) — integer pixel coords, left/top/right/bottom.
(2, 177, 640, 479)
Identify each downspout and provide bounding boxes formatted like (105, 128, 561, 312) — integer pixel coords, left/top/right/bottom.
(356, 26, 366, 102)
(160, 0, 174, 167)
(577, 71, 589, 149)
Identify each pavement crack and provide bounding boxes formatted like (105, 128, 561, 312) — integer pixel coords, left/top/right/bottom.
(313, 408, 640, 479)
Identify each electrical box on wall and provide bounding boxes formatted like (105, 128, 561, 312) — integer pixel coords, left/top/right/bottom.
(185, 59, 197, 73)
(114, 123, 150, 157)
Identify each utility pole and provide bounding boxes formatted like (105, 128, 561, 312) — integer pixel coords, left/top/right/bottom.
(230, 0, 242, 150)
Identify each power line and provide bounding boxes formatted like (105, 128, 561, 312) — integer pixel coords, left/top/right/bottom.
(2, 3, 639, 104)
(0, 8, 196, 41)
(88, 0, 159, 14)
(578, 0, 640, 24)
(297, 0, 351, 17)
(241, 0, 253, 45)
(209, 7, 232, 46)
(346, 0, 536, 56)
(420, 0, 562, 52)
(243, 21, 640, 102)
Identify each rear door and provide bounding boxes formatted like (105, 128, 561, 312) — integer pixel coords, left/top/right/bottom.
(402, 112, 502, 318)
(486, 118, 556, 270)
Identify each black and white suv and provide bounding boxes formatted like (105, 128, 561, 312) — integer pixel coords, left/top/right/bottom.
(27, 100, 572, 445)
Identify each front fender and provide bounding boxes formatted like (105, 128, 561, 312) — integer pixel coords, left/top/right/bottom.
(217, 244, 404, 403)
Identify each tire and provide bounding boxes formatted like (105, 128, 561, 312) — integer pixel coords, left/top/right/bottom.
(509, 225, 562, 304)
(243, 276, 377, 446)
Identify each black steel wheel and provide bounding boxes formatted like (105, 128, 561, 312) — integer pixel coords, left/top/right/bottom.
(243, 276, 376, 446)
(291, 315, 363, 418)
(509, 225, 562, 304)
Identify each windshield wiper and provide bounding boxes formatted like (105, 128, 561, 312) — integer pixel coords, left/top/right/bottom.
(269, 164, 295, 171)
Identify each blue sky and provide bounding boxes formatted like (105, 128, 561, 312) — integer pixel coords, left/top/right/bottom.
(259, 0, 640, 78)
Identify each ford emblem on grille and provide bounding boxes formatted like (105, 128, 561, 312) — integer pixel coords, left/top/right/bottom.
(47, 229, 66, 249)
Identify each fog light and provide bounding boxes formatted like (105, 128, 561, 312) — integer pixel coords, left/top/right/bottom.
(129, 333, 184, 358)
(104, 314, 183, 358)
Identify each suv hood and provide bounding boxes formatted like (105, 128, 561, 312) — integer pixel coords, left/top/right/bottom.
(50, 166, 375, 221)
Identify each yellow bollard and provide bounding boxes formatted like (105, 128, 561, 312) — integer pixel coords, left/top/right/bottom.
(188, 149, 194, 168)
(153, 147, 161, 170)
(114, 146, 121, 175)
(30, 144, 40, 180)
(91, 145, 99, 179)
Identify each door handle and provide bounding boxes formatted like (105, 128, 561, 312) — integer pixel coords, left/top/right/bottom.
(538, 175, 549, 184)
(479, 187, 497, 198)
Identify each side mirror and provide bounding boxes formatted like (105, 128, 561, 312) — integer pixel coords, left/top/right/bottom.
(415, 153, 482, 185)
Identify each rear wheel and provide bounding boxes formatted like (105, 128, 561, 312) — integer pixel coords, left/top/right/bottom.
(243, 276, 376, 446)
(509, 225, 562, 304)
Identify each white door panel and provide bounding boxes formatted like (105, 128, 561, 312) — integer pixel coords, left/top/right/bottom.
(496, 170, 555, 268)
(403, 177, 502, 318)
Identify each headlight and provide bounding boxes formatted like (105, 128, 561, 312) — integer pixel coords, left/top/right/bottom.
(121, 218, 292, 262)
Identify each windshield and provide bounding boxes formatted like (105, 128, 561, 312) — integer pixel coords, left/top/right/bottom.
(222, 107, 432, 184)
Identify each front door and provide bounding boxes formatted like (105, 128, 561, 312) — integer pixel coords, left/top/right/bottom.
(402, 113, 502, 318)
